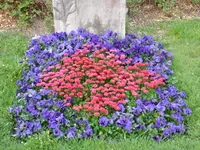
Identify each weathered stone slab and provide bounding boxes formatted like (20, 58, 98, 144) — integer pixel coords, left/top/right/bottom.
(52, 0, 126, 37)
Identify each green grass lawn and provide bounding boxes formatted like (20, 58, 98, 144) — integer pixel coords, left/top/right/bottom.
(0, 19, 200, 150)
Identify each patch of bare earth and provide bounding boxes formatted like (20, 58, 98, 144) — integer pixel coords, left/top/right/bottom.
(128, 2, 200, 27)
(0, 10, 17, 31)
(0, 10, 50, 37)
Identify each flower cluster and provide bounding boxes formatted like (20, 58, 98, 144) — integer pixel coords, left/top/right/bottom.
(37, 44, 165, 117)
(9, 29, 192, 142)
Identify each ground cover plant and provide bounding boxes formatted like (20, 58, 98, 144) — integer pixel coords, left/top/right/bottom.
(1, 19, 199, 150)
(8, 26, 192, 143)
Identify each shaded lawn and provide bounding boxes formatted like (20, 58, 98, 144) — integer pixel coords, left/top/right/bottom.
(0, 19, 200, 150)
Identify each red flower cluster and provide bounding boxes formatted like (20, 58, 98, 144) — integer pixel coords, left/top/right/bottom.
(37, 44, 165, 117)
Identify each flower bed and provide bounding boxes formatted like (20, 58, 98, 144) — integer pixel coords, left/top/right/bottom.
(9, 29, 192, 142)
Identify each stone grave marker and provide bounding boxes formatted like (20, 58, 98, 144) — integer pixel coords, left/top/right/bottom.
(52, 0, 126, 37)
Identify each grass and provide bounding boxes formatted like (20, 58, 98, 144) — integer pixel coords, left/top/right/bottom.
(0, 19, 200, 150)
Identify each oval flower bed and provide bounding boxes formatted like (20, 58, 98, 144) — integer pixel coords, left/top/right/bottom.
(9, 29, 192, 142)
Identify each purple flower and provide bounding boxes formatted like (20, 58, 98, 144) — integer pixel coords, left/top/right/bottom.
(99, 117, 109, 127)
(12, 129, 21, 137)
(116, 116, 132, 132)
(121, 117, 132, 125)
(33, 122, 42, 132)
(69, 30, 76, 38)
(133, 106, 143, 115)
(56, 113, 69, 125)
(174, 97, 186, 107)
(82, 128, 93, 138)
(48, 121, 58, 129)
(9, 106, 22, 116)
(156, 103, 166, 112)
(40, 109, 49, 119)
(77, 134, 82, 139)
(162, 100, 171, 108)
(82, 119, 89, 127)
(154, 56, 161, 63)
(136, 99, 143, 106)
(116, 119, 123, 128)
(32, 94, 42, 101)
(183, 108, 192, 116)
(77, 28, 84, 34)
(155, 117, 166, 128)
(171, 126, 184, 135)
(179, 91, 186, 98)
(55, 101, 65, 109)
(16, 80, 22, 86)
(147, 104, 155, 112)
(26, 122, 34, 130)
(158, 43, 163, 49)
(152, 136, 162, 142)
(30, 109, 38, 117)
(66, 128, 76, 139)
(25, 129, 33, 135)
(124, 124, 132, 133)
(109, 119, 114, 125)
(112, 112, 120, 121)
(24, 122, 34, 135)
(163, 128, 171, 138)
(172, 114, 184, 124)
(53, 127, 63, 138)
(167, 60, 172, 66)
(76, 119, 90, 128)
(118, 104, 125, 113)
(37, 100, 53, 108)
(27, 89, 36, 95)
(135, 124, 146, 131)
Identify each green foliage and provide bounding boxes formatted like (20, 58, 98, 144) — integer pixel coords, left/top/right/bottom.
(1, 0, 37, 26)
(192, 0, 200, 3)
(127, 0, 145, 4)
(154, 0, 176, 15)
(1, 0, 52, 27)
(126, 0, 177, 16)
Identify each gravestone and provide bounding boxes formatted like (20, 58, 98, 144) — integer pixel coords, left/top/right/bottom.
(52, 0, 126, 37)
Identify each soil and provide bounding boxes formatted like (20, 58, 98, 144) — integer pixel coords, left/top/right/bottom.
(128, 2, 200, 27)
(0, 2, 200, 37)
(0, 10, 17, 30)
(0, 10, 50, 37)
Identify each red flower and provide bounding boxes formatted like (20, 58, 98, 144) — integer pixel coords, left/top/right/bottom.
(65, 103, 71, 107)
(120, 54, 126, 60)
(94, 112, 100, 117)
(38, 44, 165, 118)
